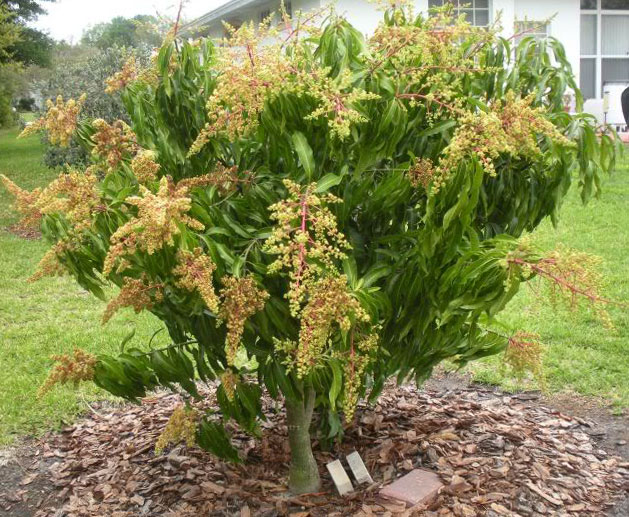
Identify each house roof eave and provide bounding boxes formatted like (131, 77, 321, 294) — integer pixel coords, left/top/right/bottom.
(180, 0, 260, 36)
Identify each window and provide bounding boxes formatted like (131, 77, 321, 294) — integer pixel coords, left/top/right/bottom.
(580, 1, 629, 99)
(580, 58, 596, 99)
(285, 1, 292, 17)
(580, 14, 597, 55)
(428, 0, 490, 27)
(603, 58, 629, 86)
(513, 20, 549, 45)
(601, 0, 629, 9)
(602, 15, 629, 54)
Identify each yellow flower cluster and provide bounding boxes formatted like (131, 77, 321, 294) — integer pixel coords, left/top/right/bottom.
(371, 5, 496, 107)
(103, 176, 204, 276)
(105, 56, 138, 94)
(178, 166, 245, 196)
(436, 92, 574, 189)
(0, 175, 42, 229)
(173, 248, 219, 313)
(30, 240, 75, 282)
(189, 21, 291, 152)
(342, 331, 379, 421)
(504, 331, 544, 386)
(20, 94, 87, 147)
(91, 119, 137, 173)
(303, 69, 379, 140)
(38, 348, 97, 397)
(220, 369, 239, 400)
(102, 275, 163, 323)
(219, 276, 269, 366)
(264, 180, 349, 316)
(155, 405, 198, 454)
(507, 246, 614, 328)
(296, 276, 369, 377)
(407, 157, 435, 189)
(131, 150, 161, 184)
(189, 16, 377, 154)
(37, 170, 101, 230)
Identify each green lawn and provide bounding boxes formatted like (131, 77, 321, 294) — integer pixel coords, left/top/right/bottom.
(0, 128, 627, 446)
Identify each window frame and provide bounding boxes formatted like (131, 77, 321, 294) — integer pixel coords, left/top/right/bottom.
(580, 0, 629, 99)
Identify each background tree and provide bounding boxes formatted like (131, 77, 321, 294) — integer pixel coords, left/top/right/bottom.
(0, 0, 54, 126)
(81, 15, 163, 50)
(3, 5, 620, 494)
(1, 0, 54, 67)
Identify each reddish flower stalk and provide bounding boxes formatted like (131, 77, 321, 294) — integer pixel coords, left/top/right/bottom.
(508, 257, 622, 307)
(294, 191, 309, 293)
(396, 92, 461, 114)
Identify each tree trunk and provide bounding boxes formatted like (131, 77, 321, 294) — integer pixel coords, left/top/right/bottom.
(285, 387, 320, 494)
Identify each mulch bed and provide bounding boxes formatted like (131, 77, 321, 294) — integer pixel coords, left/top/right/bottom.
(1, 382, 627, 517)
(3, 224, 41, 240)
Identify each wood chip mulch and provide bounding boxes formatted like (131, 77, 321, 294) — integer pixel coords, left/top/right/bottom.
(4, 224, 41, 240)
(4, 384, 627, 517)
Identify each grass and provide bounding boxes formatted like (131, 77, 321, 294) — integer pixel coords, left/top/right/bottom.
(0, 128, 627, 446)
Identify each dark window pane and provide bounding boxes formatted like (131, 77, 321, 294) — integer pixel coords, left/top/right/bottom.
(476, 0, 489, 7)
(602, 0, 629, 9)
(581, 14, 597, 54)
(602, 15, 629, 55)
(581, 0, 597, 8)
(475, 10, 489, 26)
(602, 58, 629, 91)
(580, 58, 596, 99)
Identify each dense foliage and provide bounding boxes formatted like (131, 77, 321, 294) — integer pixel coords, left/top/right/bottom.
(3, 5, 619, 493)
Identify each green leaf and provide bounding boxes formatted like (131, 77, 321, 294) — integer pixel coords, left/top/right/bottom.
(328, 359, 343, 410)
(291, 131, 315, 180)
(316, 173, 342, 193)
(196, 419, 241, 463)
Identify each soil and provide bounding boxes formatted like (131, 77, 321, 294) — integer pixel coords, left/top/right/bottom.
(0, 373, 627, 517)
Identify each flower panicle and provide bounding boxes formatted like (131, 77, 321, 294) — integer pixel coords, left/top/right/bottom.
(264, 179, 349, 317)
(342, 330, 379, 421)
(219, 276, 269, 366)
(131, 149, 161, 184)
(507, 246, 616, 329)
(19, 94, 86, 147)
(102, 275, 163, 324)
(38, 348, 98, 397)
(296, 275, 369, 378)
(503, 331, 545, 386)
(155, 405, 199, 454)
(103, 176, 204, 276)
(0, 174, 42, 229)
(173, 247, 220, 313)
(91, 119, 138, 173)
(105, 56, 138, 94)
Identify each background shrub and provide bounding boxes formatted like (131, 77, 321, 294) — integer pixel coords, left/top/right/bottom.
(39, 45, 151, 168)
